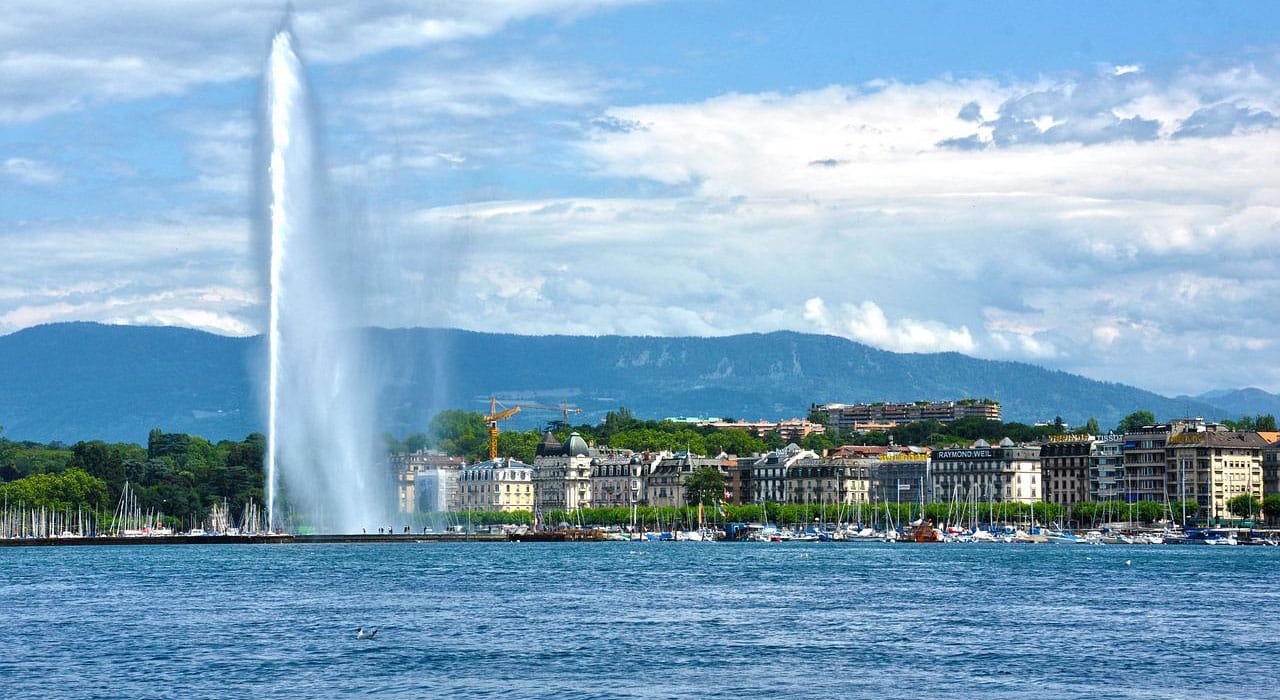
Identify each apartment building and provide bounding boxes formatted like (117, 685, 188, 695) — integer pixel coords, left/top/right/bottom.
(1040, 434, 1094, 509)
(457, 458, 534, 512)
(1089, 435, 1125, 502)
(1166, 431, 1267, 521)
(812, 400, 1000, 431)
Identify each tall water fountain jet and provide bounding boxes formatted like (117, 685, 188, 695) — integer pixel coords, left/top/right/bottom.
(261, 26, 386, 532)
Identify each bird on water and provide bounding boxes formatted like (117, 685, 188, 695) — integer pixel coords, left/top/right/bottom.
(355, 627, 378, 639)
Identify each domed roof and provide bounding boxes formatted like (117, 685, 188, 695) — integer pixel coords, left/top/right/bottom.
(999, 437, 1015, 447)
(535, 431, 562, 457)
(566, 432, 590, 457)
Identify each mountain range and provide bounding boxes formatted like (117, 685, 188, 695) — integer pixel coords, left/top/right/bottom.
(0, 322, 1270, 444)
(1180, 388, 1280, 422)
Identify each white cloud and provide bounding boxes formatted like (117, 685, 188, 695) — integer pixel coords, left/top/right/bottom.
(0, 1, 643, 122)
(1092, 325, 1121, 346)
(803, 297, 977, 354)
(0, 217, 257, 335)
(391, 58, 1278, 393)
(2, 157, 61, 185)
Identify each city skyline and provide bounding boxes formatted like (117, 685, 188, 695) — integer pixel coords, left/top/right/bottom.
(2, 1, 1279, 397)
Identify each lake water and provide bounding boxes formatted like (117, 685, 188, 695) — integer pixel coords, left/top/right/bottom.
(2, 542, 1277, 698)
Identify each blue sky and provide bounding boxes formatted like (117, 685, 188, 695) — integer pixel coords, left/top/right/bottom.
(2, 0, 1279, 397)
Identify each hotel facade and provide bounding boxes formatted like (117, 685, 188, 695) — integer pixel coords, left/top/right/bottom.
(931, 438, 1042, 504)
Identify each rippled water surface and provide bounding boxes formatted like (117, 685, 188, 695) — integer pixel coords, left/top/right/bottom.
(2, 542, 1278, 698)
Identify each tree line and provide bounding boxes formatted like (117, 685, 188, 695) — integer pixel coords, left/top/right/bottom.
(0, 426, 264, 529)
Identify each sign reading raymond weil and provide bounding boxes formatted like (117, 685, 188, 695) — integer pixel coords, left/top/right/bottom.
(933, 449, 994, 460)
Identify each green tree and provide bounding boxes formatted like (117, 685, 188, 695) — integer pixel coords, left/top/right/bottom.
(1227, 493, 1262, 520)
(672, 430, 707, 454)
(608, 428, 674, 453)
(1116, 410, 1157, 434)
(1081, 417, 1101, 435)
(806, 408, 829, 426)
(0, 468, 107, 511)
(600, 406, 641, 440)
(1134, 500, 1165, 523)
(762, 430, 787, 451)
(497, 430, 540, 464)
(683, 466, 725, 506)
(1169, 499, 1200, 525)
(703, 429, 765, 457)
(1255, 414, 1277, 432)
(801, 431, 838, 454)
(1223, 415, 1257, 431)
(1263, 494, 1280, 525)
(147, 429, 192, 459)
(429, 410, 489, 460)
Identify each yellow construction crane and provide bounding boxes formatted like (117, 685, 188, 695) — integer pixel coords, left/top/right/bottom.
(483, 397, 584, 461)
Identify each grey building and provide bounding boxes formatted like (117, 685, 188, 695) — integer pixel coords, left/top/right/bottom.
(870, 456, 932, 506)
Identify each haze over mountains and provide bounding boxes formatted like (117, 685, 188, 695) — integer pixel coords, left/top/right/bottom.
(0, 322, 1269, 445)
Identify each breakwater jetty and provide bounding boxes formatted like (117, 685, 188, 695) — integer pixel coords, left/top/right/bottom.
(0, 532, 508, 547)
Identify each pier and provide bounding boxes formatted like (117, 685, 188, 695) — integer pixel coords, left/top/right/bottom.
(0, 532, 508, 547)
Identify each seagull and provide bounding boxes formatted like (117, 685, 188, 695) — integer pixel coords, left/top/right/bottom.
(1124, 559, 1131, 567)
(355, 627, 378, 640)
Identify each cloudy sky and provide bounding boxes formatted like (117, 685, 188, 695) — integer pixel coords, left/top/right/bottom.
(2, 1, 1278, 396)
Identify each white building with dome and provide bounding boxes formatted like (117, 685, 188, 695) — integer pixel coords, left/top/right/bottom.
(532, 431, 596, 514)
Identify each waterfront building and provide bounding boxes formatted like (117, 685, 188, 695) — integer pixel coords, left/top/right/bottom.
(532, 432, 594, 513)
(391, 449, 465, 513)
(785, 457, 871, 507)
(870, 451, 931, 505)
(931, 438, 1041, 504)
(1263, 432, 1280, 498)
(1122, 418, 1221, 503)
(811, 399, 1000, 431)
(1041, 434, 1094, 509)
(782, 455, 822, 506)
(1122, 423, 1173, 503)
(749, 444, 820, 504)
(645, 452, 723, 507)
(458, 458, 534, 512)
(721, 455, 748, 506)
(590, 451, 641, 508)
(1166, 431, 1267, 522)
(1088, 435, 1125, 502)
